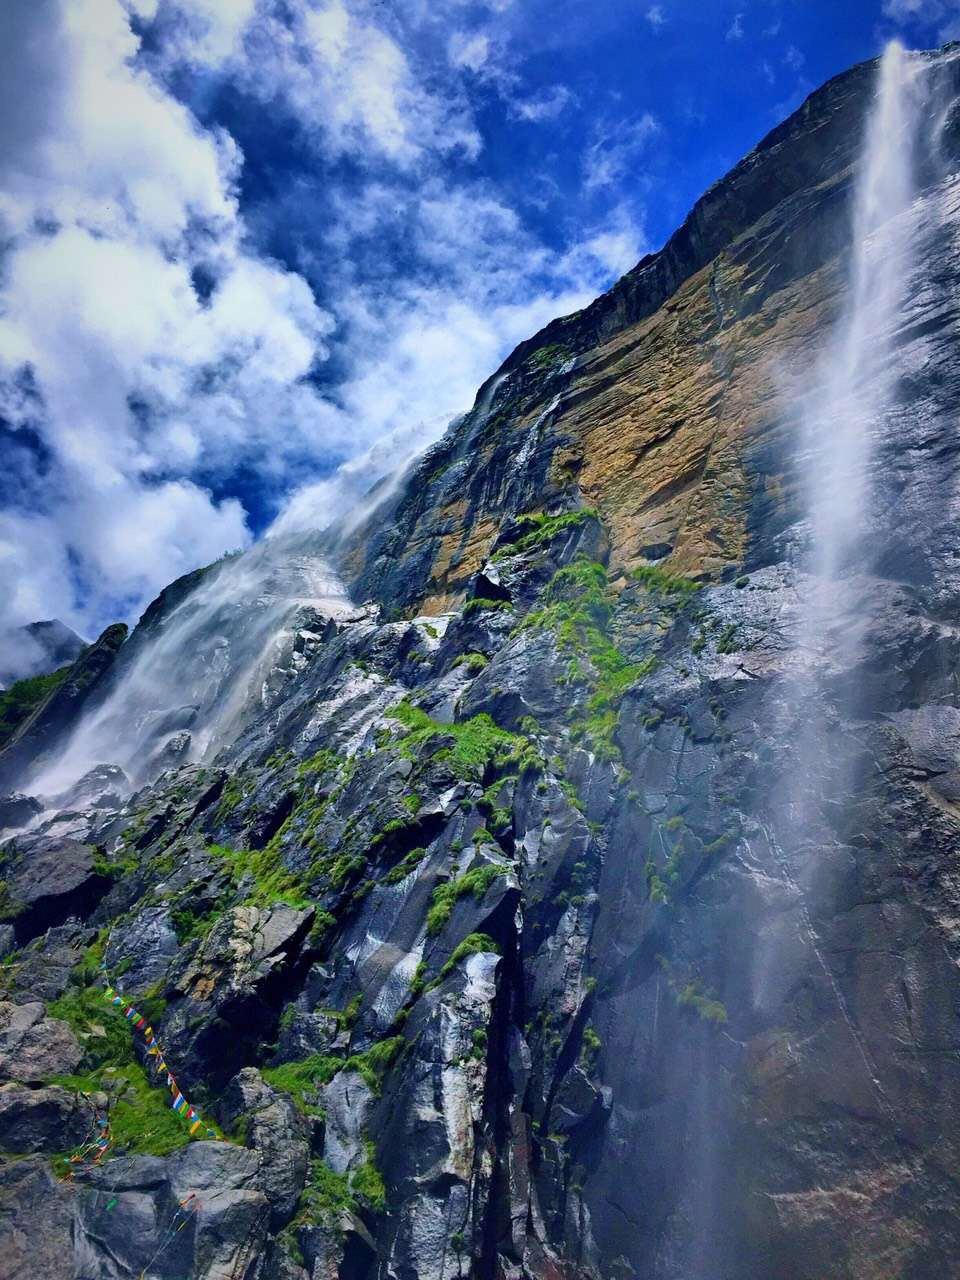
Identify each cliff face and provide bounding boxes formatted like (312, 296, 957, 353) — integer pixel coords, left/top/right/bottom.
(3, 45, 960, 1280)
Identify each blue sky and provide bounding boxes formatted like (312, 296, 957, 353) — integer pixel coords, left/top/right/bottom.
(0, 0, 956, 649)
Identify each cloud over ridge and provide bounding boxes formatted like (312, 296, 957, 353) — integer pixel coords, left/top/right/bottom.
(0, 0, 650, 640)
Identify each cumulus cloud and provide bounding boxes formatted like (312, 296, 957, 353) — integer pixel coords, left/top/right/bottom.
(646, 5, 666, 30)
(883, 0, 960, 38)
(583, 114, 660, 191)
(726, 12, 745, 41)
(0, 0, 330, 635)
(2, 0, 649, 640)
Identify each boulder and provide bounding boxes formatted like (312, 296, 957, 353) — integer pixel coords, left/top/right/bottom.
(317, 1070, 373, 1175)
(49, 763, 129, 811)
(0, 1001, 82, 1081)
(0, 793, 41, 831)
(0, 1082, 95, 1153)
(0, 1156, 75, 1280)
(222, 1067, 310, 1227)
(1, 837, 111, 943)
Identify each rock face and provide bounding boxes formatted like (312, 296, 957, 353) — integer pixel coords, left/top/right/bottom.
(0, 622, 127, 791)
(3, 42, 960, 1280)
(18, 620, 87, 674)
(0, 619, 86, 690)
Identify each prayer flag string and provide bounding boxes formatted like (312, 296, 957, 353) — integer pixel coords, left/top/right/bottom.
(100, 962, 221, 1141)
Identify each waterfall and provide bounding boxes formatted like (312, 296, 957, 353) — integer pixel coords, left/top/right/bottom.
(30, 533, 353, 799)
(800, 41, 922, 621)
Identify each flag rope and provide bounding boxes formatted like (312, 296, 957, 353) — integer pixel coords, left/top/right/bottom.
(99, 961, 222, 1142)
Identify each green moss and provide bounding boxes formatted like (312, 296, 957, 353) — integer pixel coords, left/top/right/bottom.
(47, 985, 139, 1072)
(351, 1140, 387, 1211)
(658, 957, 728, 1024)
(208, 843, 310, 909)
(493, 508, 598, 562)
(676, 984, 728, 1023)
(426, 865, 508, 935)
(51, 1063, 193, 1158)
(385, 847, 428, 884)
(387, 702, 523, 782)
(343, 1035, 405, 1093)
(452, 651, 489, 673)
(262, 1054, 342, 1112)
(631, 564, 700, 596)
(0, 663, 75, 747)
(461, 597, 513, 620)
(526, 342, 569, 370)
(438, 932, 500, 980)
(408, 960, 427, 998)
(170, 894, 230, 943)
(45, 974, 200, 1158)
(310, 910, 337, 944)
(716, 623, 738, 654)
(298, 748, 341, 778)
(519, 558, 655, 761)
(0, 879, 22, 922)
(295, 1144, 387, 1225)
(264, 1035, 405, 1110)
(579, 1022, 601, 1069)
(297, 1158, 354, 1220)
(215, 774, 250, 819)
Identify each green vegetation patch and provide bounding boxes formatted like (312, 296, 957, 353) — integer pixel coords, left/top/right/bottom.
(263, 1035, 405, 1110)
(293, 1141, 387, 1230)
(461, 597, 514, 620)
(493, 508, 599, 562)
(437, 932, 500, 980)
(658, 957, 727, 1024)
(452, 652, 488, 673)
(387, 702, 524, 782)
(0, 663, 74, 747)
(208, 842, 311, 909)
(520, 557, 656, 761)
(427, 864, 509, 935)
(45, 968, 198, 1159)
(51, 1063, 193, 1158)
(526, 342, 570, 370)
(631, 564, 700, 597)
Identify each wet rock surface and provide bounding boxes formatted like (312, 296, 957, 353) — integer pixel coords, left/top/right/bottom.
(3, 44, 960, 1280)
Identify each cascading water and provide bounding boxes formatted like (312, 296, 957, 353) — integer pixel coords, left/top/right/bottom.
(800, 41, 923, 635)
(31, 533, 354, 799)
(681, 44, 945, 1279)
(774, 41, 933, 1110)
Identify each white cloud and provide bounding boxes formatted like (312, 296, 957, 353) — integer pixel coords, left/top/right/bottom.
(883, 0, 960, 37)
(726, 13, 745, 40)
(0, 0, 331, 635)
(154, 0, 482, 165)
(512, 85, 573, 121)
(448, 30, 492, 73)
(646, 5, 666, 30)
(784, 44, 805, 71)
(583, 114, 660, 191)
